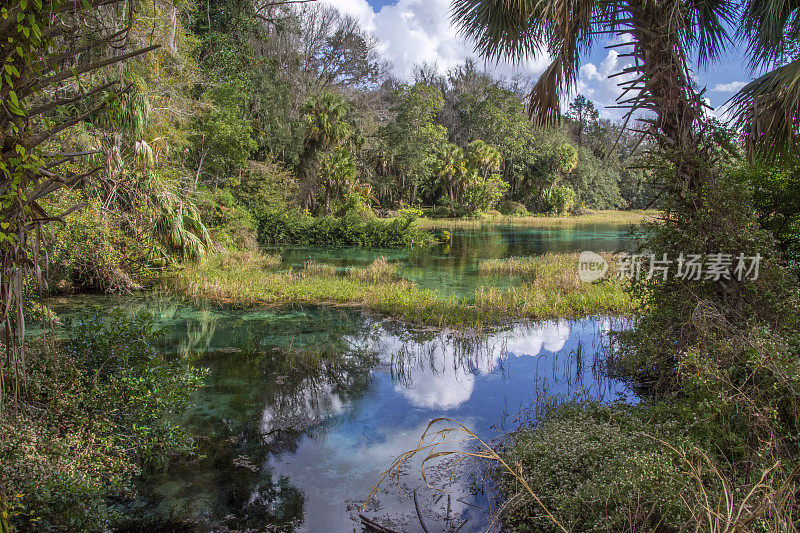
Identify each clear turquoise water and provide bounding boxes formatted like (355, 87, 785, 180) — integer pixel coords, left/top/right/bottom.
(40, 224, 636, 532)
(268, 222, 635, 297)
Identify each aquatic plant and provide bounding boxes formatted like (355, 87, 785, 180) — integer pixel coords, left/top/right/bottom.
(164, 252, 634, 327)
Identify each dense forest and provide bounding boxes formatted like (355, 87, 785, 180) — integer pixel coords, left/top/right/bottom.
(2, 0, 800, 531)
(5, 0, 657, 294)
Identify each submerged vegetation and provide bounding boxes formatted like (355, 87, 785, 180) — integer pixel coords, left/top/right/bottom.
(165, 252, 634, 327)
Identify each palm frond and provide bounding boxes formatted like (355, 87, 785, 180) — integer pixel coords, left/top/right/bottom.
(682, 0, 737, 67)
(741, 0, 800, 67)
(452, 0, 600, 127)
(728, 59, 800, 157)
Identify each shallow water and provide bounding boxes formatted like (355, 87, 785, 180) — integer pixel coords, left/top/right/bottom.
(269, 222, 634, 297)
(40, 224, 636, 532)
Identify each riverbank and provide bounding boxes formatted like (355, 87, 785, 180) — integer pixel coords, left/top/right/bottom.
(417, 209, 659, 229)
(162, 251, 635, 328)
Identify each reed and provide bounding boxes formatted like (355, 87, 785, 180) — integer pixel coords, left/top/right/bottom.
(418, 209, 659, 229)
(163, 252, 634, 328)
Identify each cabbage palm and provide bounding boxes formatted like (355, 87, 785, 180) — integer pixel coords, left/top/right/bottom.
(437, 144, 468, 215)
(451, 0, 736, 200)
(729, 0, 800, 157)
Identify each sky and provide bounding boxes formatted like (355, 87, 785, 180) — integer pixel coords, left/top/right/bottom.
(320, 0, 760, 120)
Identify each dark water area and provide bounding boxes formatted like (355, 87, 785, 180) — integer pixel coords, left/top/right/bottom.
(39, 223, 637, 532)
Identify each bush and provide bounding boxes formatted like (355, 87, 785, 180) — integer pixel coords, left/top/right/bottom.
(195, 188, 258, 251)
(500, 402, 692, 532)
(543, 185, 576, 215)
(235, 159, 298, 219)
(51, 198, 146, 292)
(497, 199, 529, 216)
(257, 209, 433, 247)
(0, 310, 205, 531)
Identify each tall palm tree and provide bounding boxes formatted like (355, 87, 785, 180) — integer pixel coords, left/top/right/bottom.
(730, 1, 800, 158)
(300, 91, 354, 213)
(451, 0, 736, 206)
(437, 144, 468, 216)
(465, 140, 502, 182)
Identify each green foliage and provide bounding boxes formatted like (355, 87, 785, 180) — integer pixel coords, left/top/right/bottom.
(189, 79, 257, 188)
(235, 160, 298, 219)
(501, 402, 692, 532)
(543, 185, 576, 215)
(195, 188, 259, 252)
(1, 311, 204, 531)
(153, 196, 214, 263)
(52, 198, 146, 292)
(735, 157, 800, 262)
(258, 209, 432, 247)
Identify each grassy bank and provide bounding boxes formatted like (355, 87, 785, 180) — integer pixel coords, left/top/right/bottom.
(417, 209, 659, 229)
(162, 251, 635, 328)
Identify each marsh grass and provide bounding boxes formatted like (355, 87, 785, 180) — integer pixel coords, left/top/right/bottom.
(418, 209, 659, 229)
(299, 260, 339, 278)
(347, 257, 399, 283)
(164, 252, 634, 327)
(216, 250, 281, 270)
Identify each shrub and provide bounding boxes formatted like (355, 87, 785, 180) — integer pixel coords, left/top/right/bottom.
(497, 199, 529, 216)
(347, 257, 400, 283)
(195, 188, 258, 251)
(257, 209, 432, 247)
(0, 311, 205, 531)
(543, 185, 576, 215)
(51, 198, 146, 293)
(500, 402, 693, 532)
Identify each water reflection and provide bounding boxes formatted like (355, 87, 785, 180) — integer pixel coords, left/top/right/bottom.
(40, 297, 629, 532)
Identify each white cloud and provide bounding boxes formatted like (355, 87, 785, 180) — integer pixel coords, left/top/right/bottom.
(321, 0, 550, 79)
(574, 48, 635, 119)
(711, 81, 747, 93)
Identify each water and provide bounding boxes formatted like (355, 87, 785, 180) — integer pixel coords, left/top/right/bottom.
(39, 223, 636, 532)
(269, 223, 634, 297)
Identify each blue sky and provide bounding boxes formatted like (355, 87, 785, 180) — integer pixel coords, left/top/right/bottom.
(326, 0, 757, 119)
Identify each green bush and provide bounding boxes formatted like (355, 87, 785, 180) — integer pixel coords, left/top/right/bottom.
(543, 185, 576, 215)
(195, 187, 258, 251)
(500, 402, 692, 532)
(1, 310, 205, 531)
(257, 209, 432, 247)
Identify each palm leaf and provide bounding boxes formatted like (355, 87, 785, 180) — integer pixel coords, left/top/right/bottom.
(728, 59, 800, 157)
(741, 0, 800, 67)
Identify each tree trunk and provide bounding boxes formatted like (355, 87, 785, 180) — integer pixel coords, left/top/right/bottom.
(627, 0, 707, 210)
(448, 179, 455, 216)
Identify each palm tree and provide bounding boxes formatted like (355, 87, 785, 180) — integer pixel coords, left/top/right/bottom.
(301, 91, 354, 213)
(437, 144, 468, 216)
(729, 1, 800, 158)
(465, 140, 502, 183)
(451, 0, 736, 206)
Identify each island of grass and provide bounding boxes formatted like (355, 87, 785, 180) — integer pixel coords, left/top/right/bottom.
(163, 251, 635, 328)
(417, 209, 660, 229)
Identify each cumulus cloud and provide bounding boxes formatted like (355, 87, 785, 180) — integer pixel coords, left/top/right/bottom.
(572, 48, 636, 119)
(320, 0, 550, 79)
(323, 0, 640, 117)
(711, 81, 747, 93)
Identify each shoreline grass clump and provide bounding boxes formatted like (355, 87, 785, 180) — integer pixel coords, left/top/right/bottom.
(163, 251, 634, 327)
(347, 257, 399, 284)
(418, 209, 659, 229)
(216, 250, 282, 270)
